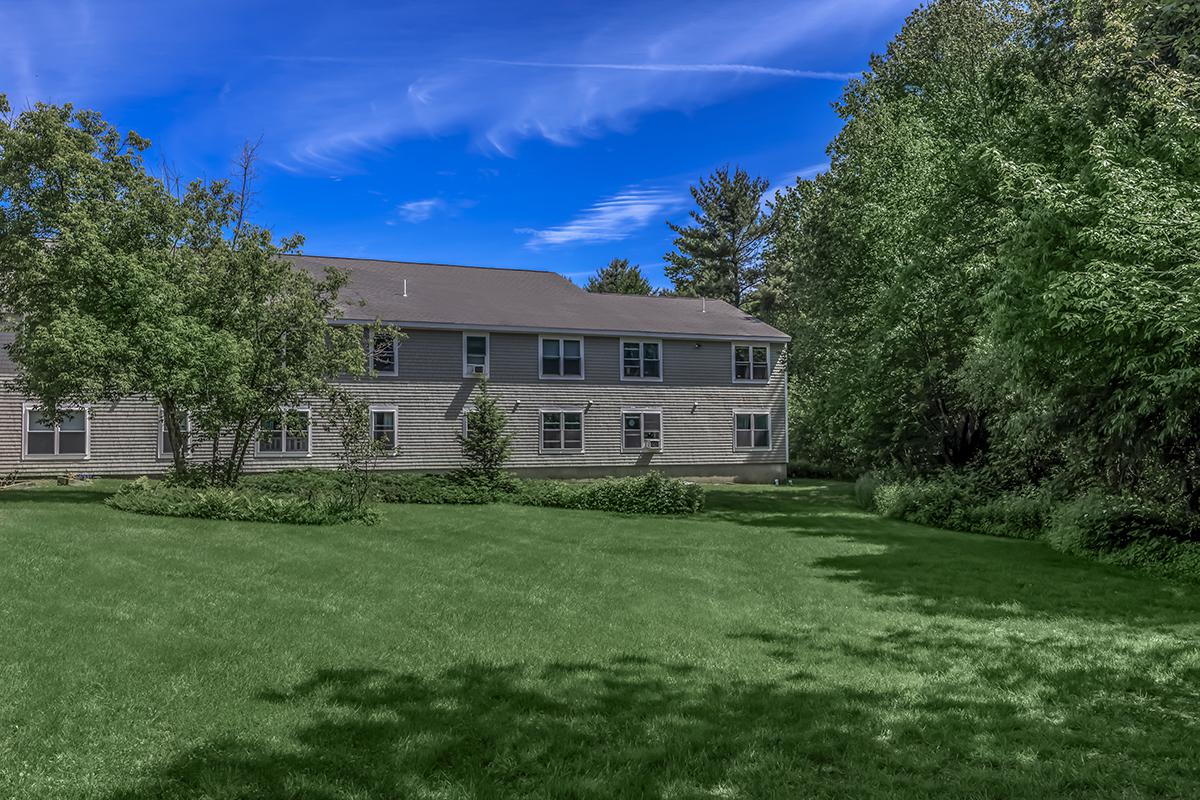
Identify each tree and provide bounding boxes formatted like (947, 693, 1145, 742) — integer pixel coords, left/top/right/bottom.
(585, 258, 652, 295)
(664, 166, 774, 309)
(321, 387, 393, 511)
(457, 378, 512, 485)
(0, 99, 369, 484)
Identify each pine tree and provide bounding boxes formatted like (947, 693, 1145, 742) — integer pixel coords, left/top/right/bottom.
(664, 166, 774, 308)
(457, 378, 513, 484)
(585, 258, 653, 295)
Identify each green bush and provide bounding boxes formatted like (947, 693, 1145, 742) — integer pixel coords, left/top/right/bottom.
(244, 469, 703, 516)
(107, 477, 378, 525)
(516, 472, 704, 515)
(853, 473, 884, 510)
(964, 490, 1052, 540)
(1046, 492, 1198, 554)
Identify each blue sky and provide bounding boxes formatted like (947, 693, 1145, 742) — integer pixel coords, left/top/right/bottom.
(1, 0, 911, 288)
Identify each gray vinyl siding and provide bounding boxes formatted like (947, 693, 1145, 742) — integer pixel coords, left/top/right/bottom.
(0, 328, 787, 479)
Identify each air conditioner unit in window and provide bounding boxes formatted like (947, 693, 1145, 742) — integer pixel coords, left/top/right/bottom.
(645, 437, 662, 450)
(471, 364, 485, 375)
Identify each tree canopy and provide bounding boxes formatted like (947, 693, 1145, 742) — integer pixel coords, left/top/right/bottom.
(585, 258, 653, 295)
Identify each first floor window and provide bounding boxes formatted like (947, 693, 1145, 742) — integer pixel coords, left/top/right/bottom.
(464, 334, 488, 376)
(541, 411, 583, 451)
(371, 333, 397, 375)
(259, 409, 310, 455)
(623, 411, 662, 450)
(735, 412, 771, 449)
(541, 337, 583, 378)
(25, 407, 87, 456)
(372, 409, 397, 449)
(621, 340, 661, 380)
(734, 345, 769, 382)
(160, 409, 191, 456)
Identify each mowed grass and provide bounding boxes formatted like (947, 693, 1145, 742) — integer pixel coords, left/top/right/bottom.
(1, 481, 1198, 799)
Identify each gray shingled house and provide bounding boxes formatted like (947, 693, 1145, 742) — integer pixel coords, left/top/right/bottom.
(0, 255, 790, 482)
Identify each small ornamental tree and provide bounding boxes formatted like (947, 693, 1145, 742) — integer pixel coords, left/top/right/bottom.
(322, 385, 397, 511)
(456, 378, 512, 486)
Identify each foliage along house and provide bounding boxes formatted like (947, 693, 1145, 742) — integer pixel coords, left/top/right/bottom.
(0, 255, 789, 482)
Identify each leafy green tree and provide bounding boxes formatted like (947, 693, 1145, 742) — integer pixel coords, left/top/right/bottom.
(664, 166, 774, 309)
(457, 378, 513, 485)
(0, 99, 368, 483)
(585, 258, 652, 295)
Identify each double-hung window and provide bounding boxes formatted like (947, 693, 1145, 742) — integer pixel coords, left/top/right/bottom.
(371, 408, 397, 449)
(24, 405, 88, 457)
(370, 332, 398, 375)
(160, 409, 191, 457)
(733, 344, 770, 382)
(258, 408, 311, 456)
(621, 339, 662, 381)
(541, 410, 584, 452)
(734, 412, 771, 450)
(540, 337, 583, 379)
(622, 409, 662, 451)
(463, 333, 489, 377)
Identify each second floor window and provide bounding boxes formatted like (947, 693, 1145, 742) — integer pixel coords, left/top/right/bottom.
(464, 334, 489, 377)
(733, 345, 769, 382)
(541, 337, 583, 378)
(621, 340, 662, 381)
(541, 410, 584, 451)
(258, 409, 310, 455)
(371, 333, 397, 375)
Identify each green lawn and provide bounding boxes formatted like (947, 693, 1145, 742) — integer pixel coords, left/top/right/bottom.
(2, 480, 1198, 799)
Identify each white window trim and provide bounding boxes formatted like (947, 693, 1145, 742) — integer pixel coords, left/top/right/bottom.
(619, 338, 664, 383)
(21, 402, 91, 460)
(369, 405, 399, 452)
(731, 342, 771, 384)
(538, 407, 586, 454)
(256, 406, 312, 457)
(462, 332, 490, 378)
(158, 407, 193, 459)
(732, 409, 772, 451)
(369, 332, 399, 377)
(620, 407, 664, 452)
(538, 335, 586, 381)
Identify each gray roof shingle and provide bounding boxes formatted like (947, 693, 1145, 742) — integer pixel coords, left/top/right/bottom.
(287, 254, 789, 341)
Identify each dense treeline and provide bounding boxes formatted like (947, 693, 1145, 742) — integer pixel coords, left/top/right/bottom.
(653, 0, 1198, 570)
(766, 0, 1199, 510)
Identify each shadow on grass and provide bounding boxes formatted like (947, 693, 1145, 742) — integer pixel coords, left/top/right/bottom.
(705, 483, 1200, 627)
(0, 485, 115, 506)
(104, 639, 1199, 799)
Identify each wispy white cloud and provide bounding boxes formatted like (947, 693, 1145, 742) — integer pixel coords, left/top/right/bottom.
(519, 187, 684, 248)
(472, 59, 855, 81)
(396, 198, 447, 223)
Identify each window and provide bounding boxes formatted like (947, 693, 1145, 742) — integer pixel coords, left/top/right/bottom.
(733, 344, 770, 382)
(540, 337, 584, 379)
(734, 412, 771, 450)
(622, 410, 662, 451)
(24, 406, 88, 457)
(459, 405, 474, 439)
(370, 333, 397, 375)
(541, 410, 584, 452)
(621, 339, 662, 381)
(371, 408, 396, 449)
(463, 333, 489, 377)
(160, 409, 191, 457)
(258, 408, 310, 455)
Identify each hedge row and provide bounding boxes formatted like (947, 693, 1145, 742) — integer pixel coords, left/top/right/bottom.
(855, 471, 1200, 581)
(107, 477, 379, 525)
(245, 469, 705, 515)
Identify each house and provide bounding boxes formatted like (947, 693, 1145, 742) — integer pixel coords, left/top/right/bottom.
(0, 255, 790, 482)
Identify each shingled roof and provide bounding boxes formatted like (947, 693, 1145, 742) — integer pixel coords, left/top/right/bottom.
(287, 254, 789, 342)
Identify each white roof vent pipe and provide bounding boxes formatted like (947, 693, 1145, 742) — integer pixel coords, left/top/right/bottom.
(701, 296, 707, 313)
(403, 278, 408, 298)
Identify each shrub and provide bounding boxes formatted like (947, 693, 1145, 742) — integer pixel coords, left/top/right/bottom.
(516, 472, 704, 515)
(853, 473, 884, 510)
(458, 378, 513, 485)
(1046, 491, 1198, 555)
(375, 472, 509, 505)
(963, 490, 1052, 540)
(107, 477, 378, 525)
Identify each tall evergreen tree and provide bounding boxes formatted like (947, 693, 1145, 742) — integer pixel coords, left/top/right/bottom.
(585, 258, 652, 295)
(664, 166, 774, 308)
